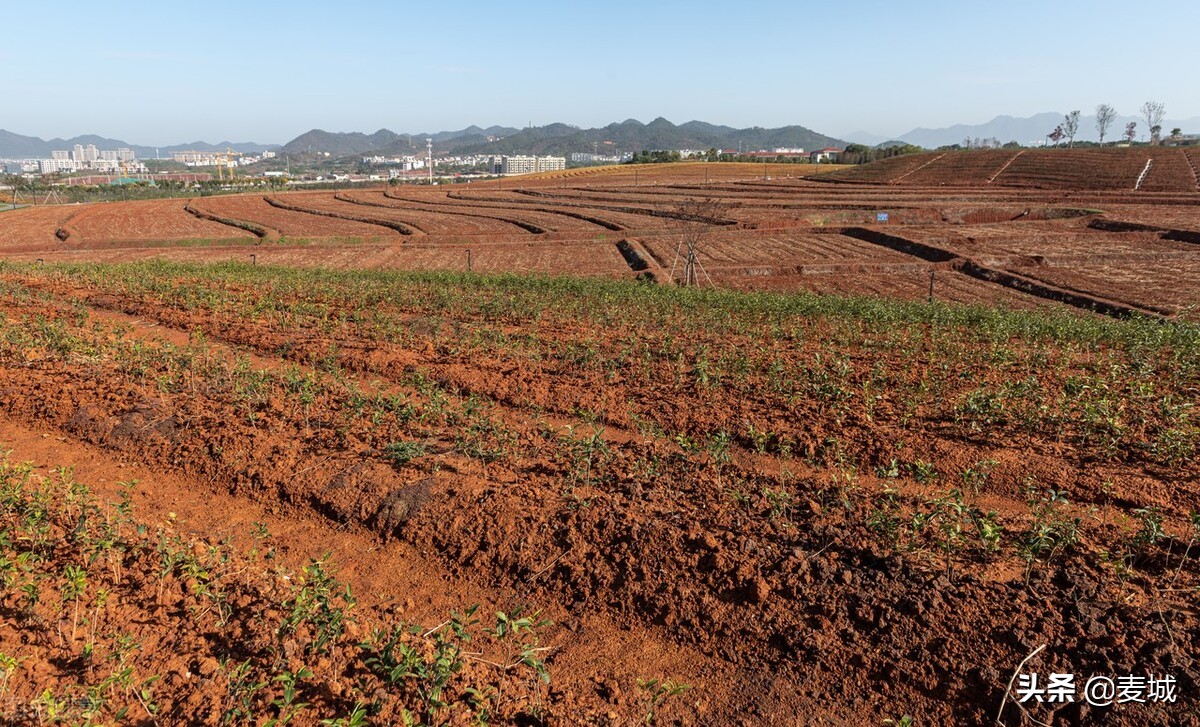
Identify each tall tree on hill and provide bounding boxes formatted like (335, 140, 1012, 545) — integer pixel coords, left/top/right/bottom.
(1125, 122, 1138, 144)
(1141, 100, 1165, 145)
(1095, 104, 1117, 146)
(1063, 111, 1081, 148)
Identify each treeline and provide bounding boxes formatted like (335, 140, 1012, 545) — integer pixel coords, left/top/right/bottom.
(627, 150, 684, 164)
(626, 149, 820, 165)
(1, 176, 291, 204)
(838, 143, 925, 165)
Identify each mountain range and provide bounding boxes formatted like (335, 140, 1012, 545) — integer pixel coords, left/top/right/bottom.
(845, 112, 1200, 148)
(1, 119, 845, 161)
(0, 129, 279, 160)
(279, 125, 521, 157)
(278, 118, 845, 158)
(9, 110, 1195, 162)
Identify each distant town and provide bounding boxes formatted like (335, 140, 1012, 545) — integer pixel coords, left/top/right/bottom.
(2, 142, 845, 192)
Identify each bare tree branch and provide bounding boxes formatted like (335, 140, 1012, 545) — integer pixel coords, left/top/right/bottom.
(1095, 104, 1117, 146)
(1063, 111, 1080, 148)
(1141, 100, 1165, 145)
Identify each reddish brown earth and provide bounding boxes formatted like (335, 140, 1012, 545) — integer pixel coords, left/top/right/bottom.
(823, 147, 1200, 192)
(0, 156, 1197, 724)
(64, 198, 257, 246)
(0, 261, 1196, 724)
(193, 194, 402, 240)
(3, 155, 1198, 320)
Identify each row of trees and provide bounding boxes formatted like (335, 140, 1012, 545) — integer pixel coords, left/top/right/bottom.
(1048, 101, 1171, 147)
(627, 150, 684, 164)
(839, 143, 925, 165)
(1, 174, 291, 205)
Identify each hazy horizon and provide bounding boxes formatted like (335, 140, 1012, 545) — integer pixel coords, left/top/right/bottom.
(4, 0, 1197, 145)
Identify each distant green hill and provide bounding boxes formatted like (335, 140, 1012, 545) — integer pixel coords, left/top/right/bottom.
(276, 119, 845, 159)
(0, 129, 279, 159)
(452, 117, 845, 156)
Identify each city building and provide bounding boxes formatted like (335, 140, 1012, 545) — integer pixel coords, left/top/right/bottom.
(490, 155, 566, 175)
(569, 152, 623, 164)
(172, 151, 219, 166)
(39, 158, 77, 174)
(72, 144, 99, 163)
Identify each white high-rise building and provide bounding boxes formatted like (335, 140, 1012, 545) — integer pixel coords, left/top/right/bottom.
(71, 144, 99, 162)
(491, 155, 567, 175)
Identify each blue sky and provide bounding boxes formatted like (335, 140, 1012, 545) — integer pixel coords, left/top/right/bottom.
(2, 0, 1196, 144)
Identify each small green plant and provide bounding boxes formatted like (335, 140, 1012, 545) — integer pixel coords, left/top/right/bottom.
(320, 702, 369, 727)
(637, 677, 691, 724)
(959, 459, 997, 493)
(912, 489, 1003, 579)
(558, 426, 611, 486)
(489, 607, 553, 685)
(745, 424, 770, 454)
(761, 487, 793, 520)
(1132, 506, 1166, 550)
(278, 556, 356, 655)
(867, 487, 903, 549)
(0, 651, 21, 693)
(874, 458, 900, 479)
(706, 430, 733, 467)
(383, 440, 428, 466)
(266, 667, 312, 726)
(359, 623, 425, 687)
(909, 460, 938, 484)
(221, 659, 268, 725)
(61, 563, 88, 643)
(1017, 486, 1080, 577)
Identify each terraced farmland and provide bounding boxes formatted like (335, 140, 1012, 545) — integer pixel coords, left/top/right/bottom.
(65, 198, 257, 245)
(0, 153, 1198, 724)
(3, 157, 1199, 321)
(194, 194, 401, 240)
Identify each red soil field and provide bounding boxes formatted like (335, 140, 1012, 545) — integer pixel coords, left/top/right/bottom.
(1097, 204, 1200, 232)
(0, 240, 633, 278)
(898, 224, 1194, 261)
(716, 268, 1073, 310)
(0, 205, 80, 251)
(447, 189, 681, 232)
(7, 151, 1200, 726)
(1138, 149, 1200, 192)
(825, 147, 1200, 192)
(382, 189, 617, 234)
(3, 150, 1200, 321)
(638, 229, 916, 273)
(194, 193, 402, 240)
(1012, 259, 1200, 319)
(0, 254, 1195, 723)
(65, 198, 257, 245)
(282, 191, 531, 235)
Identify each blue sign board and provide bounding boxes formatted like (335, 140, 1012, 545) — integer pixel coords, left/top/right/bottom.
(877, 212, 889, 223)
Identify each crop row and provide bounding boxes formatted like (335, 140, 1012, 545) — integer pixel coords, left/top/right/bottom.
(2, 263, 1198, 722)
(0, 453, 554, 724)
